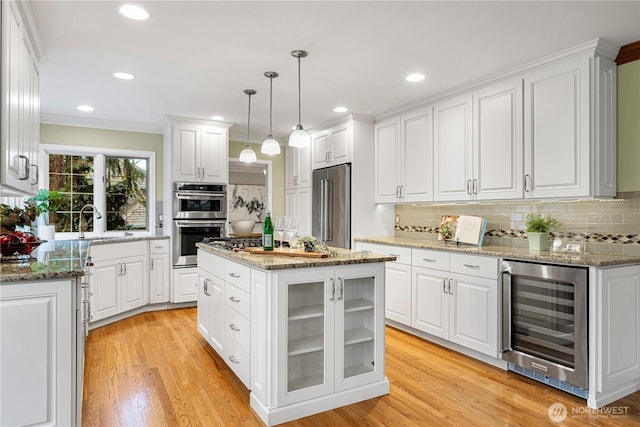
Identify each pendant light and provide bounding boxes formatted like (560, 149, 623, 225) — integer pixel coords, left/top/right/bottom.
(239, 89, 258, 163)
(289, 50, 311, 148)
(261, 71, 281, 155)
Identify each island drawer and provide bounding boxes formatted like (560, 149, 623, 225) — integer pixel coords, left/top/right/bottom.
(224, 282, 250, 319)
(224, 259, 251, 293)
(224, 333, 250, 387)
(412, 248, 449, 271)
(224, 304, 250, 352)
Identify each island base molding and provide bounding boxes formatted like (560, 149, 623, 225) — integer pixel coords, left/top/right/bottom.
(250, 379, 390, 427)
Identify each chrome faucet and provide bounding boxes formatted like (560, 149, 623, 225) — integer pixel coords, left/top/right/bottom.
(79, 204, 103, 239)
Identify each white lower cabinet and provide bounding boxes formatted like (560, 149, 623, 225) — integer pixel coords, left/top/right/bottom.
(356, 242, 499, 359)
(355, 242, 412, 325)
(413, 251, 498, 357)
(591, 265, 640, 407)
(173, 267, 199, 303)
(0, 279, 78, 426)
(149, 239, 170, 304)
(89, 241, 149, 322)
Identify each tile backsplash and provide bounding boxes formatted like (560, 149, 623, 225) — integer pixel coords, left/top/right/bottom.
(395, 194, 640, 257)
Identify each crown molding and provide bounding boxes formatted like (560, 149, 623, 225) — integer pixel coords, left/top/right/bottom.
(616, 40, 640, 65)
(376, 38, 621, 122)
(41, 113, 164, 134)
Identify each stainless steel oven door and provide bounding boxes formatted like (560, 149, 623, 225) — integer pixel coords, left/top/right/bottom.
(501, 260, 588, 389)
(172, 183, 227, 220)
(173, 219, 226, 267)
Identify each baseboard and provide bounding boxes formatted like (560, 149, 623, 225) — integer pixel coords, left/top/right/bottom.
(88, 301, 196, 330)
(588, 381, 640, 409)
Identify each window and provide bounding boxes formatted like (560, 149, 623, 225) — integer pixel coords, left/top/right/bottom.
(41, 145, 155, 237)
(105, 157, 148, 231)
(48, 154, 95, 232)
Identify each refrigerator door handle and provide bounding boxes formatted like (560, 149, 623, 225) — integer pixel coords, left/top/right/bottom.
(320, 179, 326, 241)
(326, 179, 333, 242)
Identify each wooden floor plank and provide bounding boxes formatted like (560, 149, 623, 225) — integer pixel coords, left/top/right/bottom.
(82, 308, 640, 426)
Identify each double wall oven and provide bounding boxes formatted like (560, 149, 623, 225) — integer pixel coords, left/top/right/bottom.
(501, 259, 588, 393)
(172, 183, 226, 267)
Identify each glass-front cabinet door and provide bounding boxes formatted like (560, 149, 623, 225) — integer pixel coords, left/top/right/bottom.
(335, 264, 385, 391)
(276, 269, 334, 406)
(275, 264, 385, 406)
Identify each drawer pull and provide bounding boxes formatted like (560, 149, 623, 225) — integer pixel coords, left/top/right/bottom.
(229, 324, 240, 332)
(229, 296, 240, 303)
(228, 272, 241, 278)
(389, 253, 401, 257)
(422, 258, 436, 263)
(228, 355, 240, 364)
(463, 264, 480, 270)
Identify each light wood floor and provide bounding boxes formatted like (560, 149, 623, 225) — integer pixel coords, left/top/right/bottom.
(83, 308, 640, 426)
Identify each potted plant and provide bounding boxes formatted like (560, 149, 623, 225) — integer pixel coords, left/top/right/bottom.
(27, 189, 63, 239)
(524, 213, 562, 251)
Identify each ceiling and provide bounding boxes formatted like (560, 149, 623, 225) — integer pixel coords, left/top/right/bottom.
(31, 1, 640, 143)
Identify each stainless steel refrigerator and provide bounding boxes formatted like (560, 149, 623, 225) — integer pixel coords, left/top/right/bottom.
(312, 163, 351, 249)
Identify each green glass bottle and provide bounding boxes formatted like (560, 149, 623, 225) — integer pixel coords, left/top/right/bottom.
(262, 211, 274, 251)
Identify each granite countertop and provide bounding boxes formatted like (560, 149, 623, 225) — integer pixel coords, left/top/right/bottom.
(196, 242, 396, 270)
(355, 237, 640, 267)
(1, 235, 169, 282)
(1, 239, 91, 282)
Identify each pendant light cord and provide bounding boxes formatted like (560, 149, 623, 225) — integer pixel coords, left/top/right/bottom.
(247, 92, 252, 144)
(269, 76, 273, 135)
(297, 55, 302, 126)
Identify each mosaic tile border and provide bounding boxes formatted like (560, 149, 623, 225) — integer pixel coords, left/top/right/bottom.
(394, 225, 640, 245)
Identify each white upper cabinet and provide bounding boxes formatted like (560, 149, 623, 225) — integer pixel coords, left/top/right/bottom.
(311, 121, 352, 169)
(433, 94, 473, 201)
(382, 39, 616, 203)
(523, 53, 616, 198)
(285, 144, 311, 189)
(473, 78, 523, 200)
(374, 106, 433, 203)
(166, 118, 230, 184)
(1, 0, 41, 195)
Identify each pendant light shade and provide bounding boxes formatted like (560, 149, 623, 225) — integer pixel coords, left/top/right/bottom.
(240, 89, 257, 163)
(289, 50, 311, 148)
(261, 71, 281, 155)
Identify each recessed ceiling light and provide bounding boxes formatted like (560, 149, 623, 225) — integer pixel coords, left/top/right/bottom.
(406, 73, 425, 82)
(333, 106, 348, 113)
(77, 105, 94, 112)
(113, 72, 135, 80)
(119, 4, 150, 20)
(210, 115, 224, 121)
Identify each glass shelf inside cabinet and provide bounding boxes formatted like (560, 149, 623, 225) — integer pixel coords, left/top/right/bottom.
(342, 276, 376, 379)
(287, 280, 326, 392)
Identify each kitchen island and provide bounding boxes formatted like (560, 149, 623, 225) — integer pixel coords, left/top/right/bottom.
(196, 243, 395, 426)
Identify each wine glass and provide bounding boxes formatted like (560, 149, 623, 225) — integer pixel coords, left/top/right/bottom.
(274, 216, 285, 249)
(285, 216, 298, 251)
